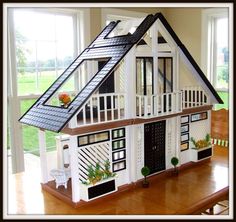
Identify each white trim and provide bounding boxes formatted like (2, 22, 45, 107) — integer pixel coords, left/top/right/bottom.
(38, 129, 48, 183)
(201, 8, 228, 84)
(69, 136, 81, 203)
(7, 9, 25, 173)
(101, 8, 147, 28)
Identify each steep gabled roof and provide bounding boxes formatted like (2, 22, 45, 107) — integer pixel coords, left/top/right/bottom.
(19, 14, 159, 132)
(19, 13, 223, 132)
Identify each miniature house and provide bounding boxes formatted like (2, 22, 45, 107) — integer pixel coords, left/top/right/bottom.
(19, 13, 223, 204)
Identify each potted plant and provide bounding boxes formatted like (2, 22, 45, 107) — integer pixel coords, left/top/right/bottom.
(190, 134, 213, 162)
(171, 157, 179, 175)
(80, 160, 117, 201)
(58, 92, 71, 108)
(141, 166, 150, 188)
(190, 134, 211, 150)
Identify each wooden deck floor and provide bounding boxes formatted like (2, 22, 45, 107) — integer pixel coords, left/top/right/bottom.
(7, 146, 229, 217)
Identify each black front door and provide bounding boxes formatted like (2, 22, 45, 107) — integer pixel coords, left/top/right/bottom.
(144, 120, 166, 174)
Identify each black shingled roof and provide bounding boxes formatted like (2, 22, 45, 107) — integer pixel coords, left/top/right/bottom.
(19, 13, 223, 132)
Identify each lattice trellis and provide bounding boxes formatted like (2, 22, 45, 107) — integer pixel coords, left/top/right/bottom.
(77, 142, 110, 182)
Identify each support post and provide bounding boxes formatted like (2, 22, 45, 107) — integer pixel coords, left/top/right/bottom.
(38, 129, 48, 184)
(69, 136, 80, 203)
(124, 48, 136, 119)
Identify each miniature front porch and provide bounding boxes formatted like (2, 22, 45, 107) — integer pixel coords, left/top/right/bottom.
(24, 145, 228, 214)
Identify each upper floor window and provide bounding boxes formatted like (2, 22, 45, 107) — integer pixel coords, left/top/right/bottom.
(202, 9, 229, 110)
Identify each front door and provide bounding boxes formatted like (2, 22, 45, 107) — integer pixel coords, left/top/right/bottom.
(144, 120, 166, 174)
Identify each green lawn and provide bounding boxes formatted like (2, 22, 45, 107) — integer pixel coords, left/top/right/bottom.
(17, 71, 66, 155)
(215, 91, 229, 110)
(20, 99, 58, 156)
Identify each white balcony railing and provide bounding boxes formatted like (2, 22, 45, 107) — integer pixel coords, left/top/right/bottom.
(136, 91, 183, 118)
(76, 93, 125, 126)
(182, 86, 209, 109)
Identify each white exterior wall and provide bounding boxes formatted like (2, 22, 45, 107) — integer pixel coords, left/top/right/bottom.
(180, 110, 211, 164)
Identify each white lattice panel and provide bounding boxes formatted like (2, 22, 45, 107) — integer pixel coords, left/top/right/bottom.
(136, 124, 144, 180)
(77, 142, 110, 182)
(115, 60, 125, 93)
(166, 118, 176, 169)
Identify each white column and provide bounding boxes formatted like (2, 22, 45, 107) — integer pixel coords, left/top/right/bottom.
(38, 129, 48, 184)
(7, 9, 25, 173)
(69, 136, 80, 203)
(127, 125, 137, 183)
(124, 47, 136, 119)
(151, 21, 158, 95)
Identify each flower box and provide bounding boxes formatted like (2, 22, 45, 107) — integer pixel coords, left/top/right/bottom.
(190, 146, 213, 162)
(80, 177, 117, 202)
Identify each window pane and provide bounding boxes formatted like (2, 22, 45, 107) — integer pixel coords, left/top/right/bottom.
(215, 91, 229, 110)
(14, 10, 74, 95)
(215, 18, 228, 90)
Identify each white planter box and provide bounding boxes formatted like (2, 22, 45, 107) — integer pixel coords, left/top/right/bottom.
(80, 177, 117, 202)
(190, 146, 213, 162)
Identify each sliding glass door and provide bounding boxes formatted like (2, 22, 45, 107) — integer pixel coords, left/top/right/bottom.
(158, 57, 173, 94)
(136, 57, 153, 95)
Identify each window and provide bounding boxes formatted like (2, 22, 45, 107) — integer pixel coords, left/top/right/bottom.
(7, 7, 89, 172)
(78, 131, 110, 147)
(102, 8, 147, 29)
(202, 9, 229, 110)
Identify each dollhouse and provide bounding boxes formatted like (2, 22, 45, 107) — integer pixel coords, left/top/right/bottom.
(19, 13, 223, 204)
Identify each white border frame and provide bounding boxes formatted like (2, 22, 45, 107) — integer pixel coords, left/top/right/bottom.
(3, 3, 233, 220)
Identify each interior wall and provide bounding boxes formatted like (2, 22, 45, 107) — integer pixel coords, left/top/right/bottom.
(89, 7, 166, 41)
(89, 7, 203, 66)
(163, 8, 203, 66)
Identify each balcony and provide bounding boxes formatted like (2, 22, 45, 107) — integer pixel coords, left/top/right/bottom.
(76, 93, 125, 127)
(69, 86, 209, 128)
(136, 91, 183, 118)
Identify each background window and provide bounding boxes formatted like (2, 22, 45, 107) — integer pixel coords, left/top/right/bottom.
(8, 8, 79, 166)
(203, 9, 229, 110)
(14, 10, 75, 96)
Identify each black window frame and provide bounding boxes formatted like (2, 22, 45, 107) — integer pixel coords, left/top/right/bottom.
(112, 128, 125, 140)
(77, 131, 110, 147)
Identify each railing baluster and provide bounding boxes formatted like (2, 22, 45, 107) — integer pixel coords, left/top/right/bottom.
(111, 94, 114, 120)
(97, 94, 101, 123)
(117, 95, 120, 119)
(90, 98, 93, 124)
(171, 93, 175, 113)
(150, 95, 153, 116)
(157, 95, 159, 116)
(161, 94, 164, 114)
(104, 95, 107, 121)
(144, 96, 148, 117)
(166, 93, 169, 114)
(83, 105, 86, 125)
(139, 96, 141, 117)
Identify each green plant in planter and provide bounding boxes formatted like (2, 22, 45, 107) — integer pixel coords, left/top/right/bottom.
(83, 160, 116, 186)
(171, 157, 179, 174)
(141, 166, 150, 188)
(191, 134, 212, 149)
